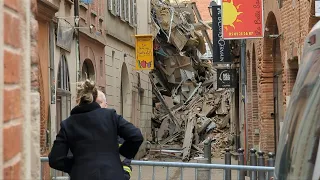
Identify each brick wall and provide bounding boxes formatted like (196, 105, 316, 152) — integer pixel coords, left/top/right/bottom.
(245, 0, 319, 152)
(3, 0, 24, 178)
(1, 0, 39, 179)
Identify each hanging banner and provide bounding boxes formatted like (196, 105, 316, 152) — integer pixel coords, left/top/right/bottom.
(211, 3, 232, 64)
(222, 0, 264, 39)
(135, 35, 154, 70)
(217, 69, 237, 88)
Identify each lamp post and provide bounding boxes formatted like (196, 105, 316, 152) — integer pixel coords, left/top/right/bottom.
(208, 1, 218, 17)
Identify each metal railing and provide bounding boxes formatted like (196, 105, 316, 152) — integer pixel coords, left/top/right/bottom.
(40, 148, 275, 180)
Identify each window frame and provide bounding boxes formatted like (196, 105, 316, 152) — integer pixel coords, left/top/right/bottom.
(56, 55, 71, 133)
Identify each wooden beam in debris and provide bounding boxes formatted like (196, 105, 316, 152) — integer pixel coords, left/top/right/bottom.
(160, 131, 182, 145)
(149, 74, 181, 132)
(182, 117, 195, 161)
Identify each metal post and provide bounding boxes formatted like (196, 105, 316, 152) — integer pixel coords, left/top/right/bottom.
(257, 151, 265, 180)
(250, 148, 257, 180)
(267, 152, 275, 180)
(204, 138, 212, 164)
(40, 162, 43, 180)
(225, 148, 231, 180)
(197, 158, 210, 180)
(238, 148, 245, 180)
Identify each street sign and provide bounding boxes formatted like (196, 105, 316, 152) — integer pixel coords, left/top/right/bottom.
(211, 4, 232, 64)
(222, 0, 264, 39)
(135, 35, 154, 70)
(217, 69, 237, 88)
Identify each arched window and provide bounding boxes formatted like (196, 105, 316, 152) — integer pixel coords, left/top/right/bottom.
(82, 59, 95, 80)
(56, 55, 71, 132)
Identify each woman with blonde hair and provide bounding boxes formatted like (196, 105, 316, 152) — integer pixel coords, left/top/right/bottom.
(49, 79, 143, 180)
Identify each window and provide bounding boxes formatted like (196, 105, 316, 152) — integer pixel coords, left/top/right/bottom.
(108, 0, 113, 11)
(116, 0, 120, 16)
(125, 0, 129, 22)
(133, 0, 137, 26)
(82, 59, 95, 80)
(57, 55, 70, 91)
(129, 0, 133, 24)
(100, 57, 103, 77)
(56, 55, 71, 132)
(112, 50, 115, 66)
(108, 0, 137, 26)
(278, 0, 283, 8)
(120, 0, 125, 20)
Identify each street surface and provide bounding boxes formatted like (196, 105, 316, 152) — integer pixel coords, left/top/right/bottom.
(131, 157, 250, 180)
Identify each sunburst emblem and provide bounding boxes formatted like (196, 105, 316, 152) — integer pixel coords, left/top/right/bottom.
(223, 0, 243, 31)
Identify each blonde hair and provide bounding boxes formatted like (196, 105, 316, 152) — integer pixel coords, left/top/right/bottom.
(76, 79, 98, 104)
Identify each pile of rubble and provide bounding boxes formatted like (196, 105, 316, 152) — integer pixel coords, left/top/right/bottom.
(147, 1, 234, 161)
(150, 87, 233, 161)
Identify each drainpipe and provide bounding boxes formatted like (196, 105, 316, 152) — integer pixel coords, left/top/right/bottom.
(49, 21, 56, 105)
(240, 39, 247, 162)
(48, 21, 55, 147)
(74, 0, 81, 82)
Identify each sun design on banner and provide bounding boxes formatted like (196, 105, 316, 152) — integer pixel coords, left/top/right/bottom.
(223, 0, 243, 31)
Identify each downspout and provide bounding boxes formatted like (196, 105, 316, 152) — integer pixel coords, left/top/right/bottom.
(240, 39, 247, 162)
(74, 0, 81, 82)
(48, 21, 55, 147)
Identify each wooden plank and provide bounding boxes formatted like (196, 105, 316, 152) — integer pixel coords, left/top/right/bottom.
(182, 118, 195, 161)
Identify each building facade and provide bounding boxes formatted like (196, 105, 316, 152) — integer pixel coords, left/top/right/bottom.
(1, 0, 40, 179)
(78, 0, 106, 90)
(245, 0, 320, 153)
(104, 0, 153, 157)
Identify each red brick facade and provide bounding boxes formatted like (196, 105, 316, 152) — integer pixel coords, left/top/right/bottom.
(3, 0, 24, 178)
(246, 0, 319, 152)
(2, 0, 39, 178)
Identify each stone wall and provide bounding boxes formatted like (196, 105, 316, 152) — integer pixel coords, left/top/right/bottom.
(1, 0, 40, 179)
(105, 36, 153, 158)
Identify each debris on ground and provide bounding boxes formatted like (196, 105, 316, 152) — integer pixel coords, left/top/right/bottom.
(147, 1, 234, 161)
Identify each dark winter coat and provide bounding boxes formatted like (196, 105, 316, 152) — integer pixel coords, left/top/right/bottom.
(48, 102, 143, 180)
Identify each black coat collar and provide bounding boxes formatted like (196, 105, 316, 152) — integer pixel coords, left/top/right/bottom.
(71, 102, 101, 115)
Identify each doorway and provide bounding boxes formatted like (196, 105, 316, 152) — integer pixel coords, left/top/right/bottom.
(120, 62, 130, 119)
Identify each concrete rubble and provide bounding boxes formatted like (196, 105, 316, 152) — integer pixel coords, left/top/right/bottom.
(148, 1, 233, 161)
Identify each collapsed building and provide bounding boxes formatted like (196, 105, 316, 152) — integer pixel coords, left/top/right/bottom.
(147, 0, 240, 161)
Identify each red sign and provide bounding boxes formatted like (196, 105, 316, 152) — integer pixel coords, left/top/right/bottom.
(222, 0, 263, 39)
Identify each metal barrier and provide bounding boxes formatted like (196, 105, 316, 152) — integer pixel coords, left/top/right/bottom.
(40, 154, 274, 180)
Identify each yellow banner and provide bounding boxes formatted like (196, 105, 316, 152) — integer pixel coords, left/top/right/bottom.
(135, 35, 154, 70)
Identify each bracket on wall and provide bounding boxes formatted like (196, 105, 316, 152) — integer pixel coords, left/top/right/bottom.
(267, 33, 283, 39)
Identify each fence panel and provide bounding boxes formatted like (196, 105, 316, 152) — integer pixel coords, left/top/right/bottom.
(40, 157, 274, 180)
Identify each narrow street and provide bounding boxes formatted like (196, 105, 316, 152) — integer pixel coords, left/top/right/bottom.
(2, 0, 320, 179)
